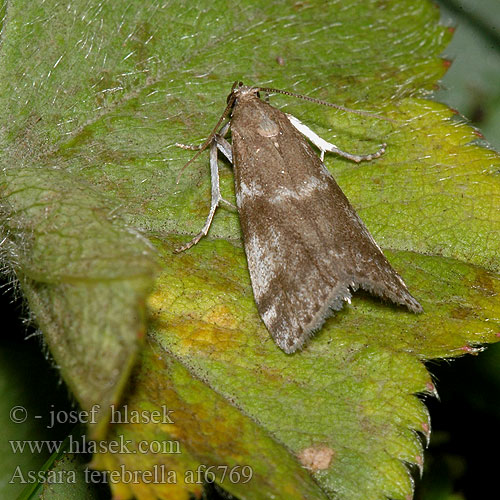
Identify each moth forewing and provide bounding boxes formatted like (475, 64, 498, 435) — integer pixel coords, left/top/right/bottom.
(176, 83, 422, 353)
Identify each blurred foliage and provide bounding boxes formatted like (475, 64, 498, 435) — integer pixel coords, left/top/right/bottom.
(435, 0, 500, 150)
(414, 2, 500, 499)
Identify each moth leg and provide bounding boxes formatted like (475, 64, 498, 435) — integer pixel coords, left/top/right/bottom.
(215, 134, 233, 164)
(218, 121, 231, 138)
(174, 140, 223, 253)
(286, 113, 386, 163)
(214, 129, 236, 211)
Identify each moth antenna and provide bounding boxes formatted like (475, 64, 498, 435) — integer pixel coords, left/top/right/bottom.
(256, 86, 395, 123)
(176, 93, 237, 184)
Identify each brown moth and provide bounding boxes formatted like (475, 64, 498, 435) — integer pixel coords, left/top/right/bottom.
(176, 82, 422, 353)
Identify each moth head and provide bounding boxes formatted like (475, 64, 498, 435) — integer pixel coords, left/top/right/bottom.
(228, 82, 260, 105)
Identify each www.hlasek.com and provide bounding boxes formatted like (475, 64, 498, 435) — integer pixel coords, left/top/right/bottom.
(10, 464, 254, 485)
(9, 433, 181, 455)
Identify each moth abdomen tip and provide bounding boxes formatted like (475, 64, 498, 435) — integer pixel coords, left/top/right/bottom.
(408, 300, 424, 314)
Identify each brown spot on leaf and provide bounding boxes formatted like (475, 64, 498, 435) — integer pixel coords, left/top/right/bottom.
(472, 269, 496, 296)
(450, 306, 474, 320)
(297, 445, 334, 471)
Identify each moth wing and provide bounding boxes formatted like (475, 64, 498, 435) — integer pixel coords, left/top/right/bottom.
(231, 98, 421, 353)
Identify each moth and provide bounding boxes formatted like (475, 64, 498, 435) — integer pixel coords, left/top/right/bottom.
(176, 82, 422, 353)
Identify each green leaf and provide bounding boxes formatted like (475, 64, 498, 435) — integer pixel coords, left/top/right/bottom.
(1, 166, 157, 438)
(0, 1, 499, 499)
